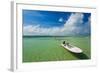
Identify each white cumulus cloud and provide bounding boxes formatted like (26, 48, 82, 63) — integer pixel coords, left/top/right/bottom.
(58, 17, 64, 22)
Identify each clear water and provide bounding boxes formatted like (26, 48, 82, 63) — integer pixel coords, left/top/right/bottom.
(23, 36, 91, 62)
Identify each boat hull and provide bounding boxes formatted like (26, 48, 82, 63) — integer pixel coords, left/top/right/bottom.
(61, 44, 83, 53)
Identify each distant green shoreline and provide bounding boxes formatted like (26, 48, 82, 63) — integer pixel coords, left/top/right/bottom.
(23, 35, 90, 38)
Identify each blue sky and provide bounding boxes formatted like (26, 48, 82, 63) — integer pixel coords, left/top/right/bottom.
(23, 10, 91, 36)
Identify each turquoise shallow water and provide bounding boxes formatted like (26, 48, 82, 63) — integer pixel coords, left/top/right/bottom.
(23, 36, 91, 62)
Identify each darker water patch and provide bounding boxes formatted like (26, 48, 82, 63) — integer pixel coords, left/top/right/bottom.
(70, 52, 89, 59)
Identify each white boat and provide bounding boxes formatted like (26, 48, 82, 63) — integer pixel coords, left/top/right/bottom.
(61, 43, 83, 53)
